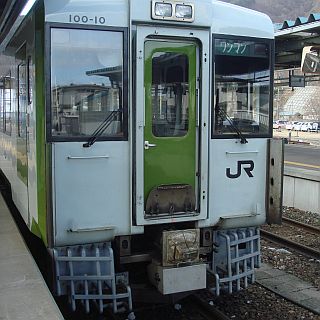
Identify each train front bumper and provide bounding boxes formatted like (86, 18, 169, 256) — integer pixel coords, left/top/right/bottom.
(147, 262, 207, 295)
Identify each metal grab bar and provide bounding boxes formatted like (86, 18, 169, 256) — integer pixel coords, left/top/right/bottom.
(67, 155, 110, 160)
(226, 151, 259, 155)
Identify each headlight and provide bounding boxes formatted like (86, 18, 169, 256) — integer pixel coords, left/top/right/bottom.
(175, 4, 193, 19)
(152, 1, 194, 22)
(154, 2, 172, 17)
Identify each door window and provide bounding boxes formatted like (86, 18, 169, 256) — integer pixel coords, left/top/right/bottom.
(16, 45, 28, 184)
(18, 62, 27, 137)
(150, 51, 189, 137)
(3, 74, 11, 135)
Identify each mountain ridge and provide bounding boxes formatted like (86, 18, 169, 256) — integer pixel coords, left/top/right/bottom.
(220, 0, 320, 22)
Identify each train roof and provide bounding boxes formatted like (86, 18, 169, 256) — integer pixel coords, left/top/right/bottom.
(45, 0, 274, 39)
(212, 1, 274, 39)
(0, 0, 274, 51)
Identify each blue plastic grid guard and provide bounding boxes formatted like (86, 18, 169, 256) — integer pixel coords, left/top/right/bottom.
(53, 243, 132, 314)
(208, 227, 261, 295)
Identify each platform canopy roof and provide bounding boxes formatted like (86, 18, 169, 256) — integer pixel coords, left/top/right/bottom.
(0, 0, 28, 44)
(0, 0, 8, 17)
(275, 13, 320, 70)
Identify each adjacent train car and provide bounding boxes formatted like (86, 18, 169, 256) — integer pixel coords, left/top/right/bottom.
(0, 0, 283, 315)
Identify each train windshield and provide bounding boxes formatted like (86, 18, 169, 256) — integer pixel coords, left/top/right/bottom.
(213, 37, 272, 137)
(50, 28, 125, 140)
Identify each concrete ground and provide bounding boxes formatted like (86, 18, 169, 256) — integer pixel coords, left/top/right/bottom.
(256, 263, 320, 315)
(0, 194, 63, 320)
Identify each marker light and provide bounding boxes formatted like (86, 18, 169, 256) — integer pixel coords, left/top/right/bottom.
(154, 2, 172, 17)
(175, 4, 192, 19)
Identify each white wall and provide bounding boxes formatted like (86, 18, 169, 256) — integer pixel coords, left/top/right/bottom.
(283, 168, 320, 214)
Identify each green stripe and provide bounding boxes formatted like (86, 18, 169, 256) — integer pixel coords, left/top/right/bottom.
(34, 3, 48, 245)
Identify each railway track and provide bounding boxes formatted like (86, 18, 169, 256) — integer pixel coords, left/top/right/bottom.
(282, 216, 320, 234)
(261, 217, 320, 260)
(107, 293, 231, 320)
(183, 294, 231, 320)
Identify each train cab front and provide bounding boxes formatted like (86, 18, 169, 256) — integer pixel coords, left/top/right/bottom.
(42, 0, 284, 315)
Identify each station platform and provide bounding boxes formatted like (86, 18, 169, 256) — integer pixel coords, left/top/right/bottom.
(283, 166, 320, 214)
(0, 193, 63, 319)
(256, 263, 320, 315)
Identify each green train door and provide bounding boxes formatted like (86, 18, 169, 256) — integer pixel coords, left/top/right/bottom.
(144, 40, 198, 217)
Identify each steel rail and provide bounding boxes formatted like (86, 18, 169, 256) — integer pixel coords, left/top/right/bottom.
(282, 217, 320, 234)
(186, 294, 231, 320)
(109, 295, 232, 320)
(260, 229, 320, 259)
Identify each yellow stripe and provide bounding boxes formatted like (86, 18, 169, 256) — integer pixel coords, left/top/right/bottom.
(284, 160, 320, 169)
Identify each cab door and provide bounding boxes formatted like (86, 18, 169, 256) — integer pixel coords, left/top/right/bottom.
(144, 40, 197, 216)
(135, 26, 210, 225)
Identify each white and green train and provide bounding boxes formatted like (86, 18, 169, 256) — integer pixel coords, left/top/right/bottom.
(0, 0, 283, 315)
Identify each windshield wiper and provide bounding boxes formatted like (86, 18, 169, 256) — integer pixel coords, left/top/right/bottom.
(83, 109, 122, 148)
(215, 90, 248, 144)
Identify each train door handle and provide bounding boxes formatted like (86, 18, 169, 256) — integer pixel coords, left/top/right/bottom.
(144, 140, 157, 150)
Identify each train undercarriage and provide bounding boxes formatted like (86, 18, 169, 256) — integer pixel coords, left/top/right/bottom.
(53, 226, 260, 314)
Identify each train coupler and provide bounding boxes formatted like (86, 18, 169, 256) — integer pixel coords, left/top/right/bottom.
(147, 228, 207, 294)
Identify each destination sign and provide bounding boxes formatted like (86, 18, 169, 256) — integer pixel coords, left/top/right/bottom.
(214, 39, 268, 57)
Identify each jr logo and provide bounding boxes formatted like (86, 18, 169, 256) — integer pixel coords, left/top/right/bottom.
(226, 160, 254, 179)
